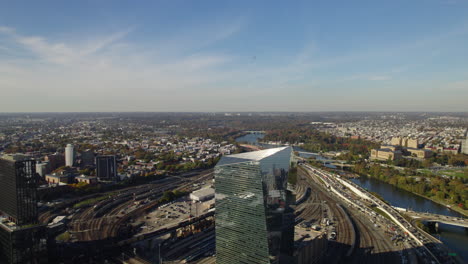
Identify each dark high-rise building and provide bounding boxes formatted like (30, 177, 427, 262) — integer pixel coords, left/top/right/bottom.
(0, 224, 48, 264)
(0, 158, 47, 264)
(0, 159, 38, 225)
(80, 149, 95, 168)
(215, 147, 295, 264)
(45, 153, 65, 171)
(96, 155, 117, 181)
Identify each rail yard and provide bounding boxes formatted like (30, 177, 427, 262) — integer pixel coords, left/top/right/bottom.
(37, 170, 215, 262)
(295, 166, 402, 264)
(37, 163, 465, 264)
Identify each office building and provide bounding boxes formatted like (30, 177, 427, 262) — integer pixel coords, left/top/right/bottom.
(0, 158, 47, 263)
(215, 146, 295, 264)
(190, 187, 215, 202)
(45, 173, 74, 184)
(370, 148, 402, 161)
(1, 154, 27, 162)
(0, 159, 38, 225)
(45, 153, 65, 171)
(0, 223, 47, 264)
(65, 144, 74, 167)
(390, 136, 418, 148)
(390, 137, 402, 146)
(96, 155, 117, 181)
(462, 133, 468, 155)
(76, 175, 98, 185)
(80, 149, 95, 168)
(375, 137, 429, 160)
(406, 148, 432, 159)
(406, 138, 418, 149)
(35, 162, 48, 177)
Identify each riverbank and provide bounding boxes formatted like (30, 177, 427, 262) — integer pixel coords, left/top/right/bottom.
(358, 174, 468, 218)
(408, 188, 468, 218)
(349, 170, 468, 263)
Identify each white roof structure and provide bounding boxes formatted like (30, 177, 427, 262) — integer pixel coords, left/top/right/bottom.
(190, 187, 215, 201)
(224, 146, 289, 161)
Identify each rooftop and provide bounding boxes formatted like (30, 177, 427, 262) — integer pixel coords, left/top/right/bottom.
(294, 226, 324, 249)
(227, 146, 289, 160)
(217, 146, 291, 166)
(191, 187, 215, 197)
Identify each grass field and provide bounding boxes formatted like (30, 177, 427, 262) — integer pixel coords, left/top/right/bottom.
(436, 168, 467, 179)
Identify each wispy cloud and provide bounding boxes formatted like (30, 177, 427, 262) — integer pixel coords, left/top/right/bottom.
(344, 73, 393, 81)
(1, 15, 467, 112)
(0, 27, 132, 65)
(0, 24, 245, 111)
(152, 17, 245, 56)
(0, 26, 14, 33)
(368, 75, 392, 81)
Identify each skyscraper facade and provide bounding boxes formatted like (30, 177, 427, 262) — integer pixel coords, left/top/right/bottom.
(0, 158, 47, 264)
(45, 153, 65, 171)
(96, 155, 117, 181)
(80, 149, 95, 168)
(0, 159, 38, 225)
(215, 147, 295, 264)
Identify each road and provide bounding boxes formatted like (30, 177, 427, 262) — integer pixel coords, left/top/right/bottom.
(301, 164, 463, 264)
(297, 167, 401, 264)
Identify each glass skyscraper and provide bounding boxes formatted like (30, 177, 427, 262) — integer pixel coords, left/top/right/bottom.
(215, 146, 295, 264)
(0, 158, 47, 264)
(0, 159, 38, 226)
(96, 155, 117, 181)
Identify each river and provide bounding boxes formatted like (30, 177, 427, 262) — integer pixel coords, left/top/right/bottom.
(235, 132, 468, 261)
(351, 176, 468, 261)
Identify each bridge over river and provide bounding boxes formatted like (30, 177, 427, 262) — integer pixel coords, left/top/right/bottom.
(394, 207, 468, 228)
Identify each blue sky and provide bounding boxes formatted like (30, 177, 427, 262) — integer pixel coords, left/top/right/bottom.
(1, 0, 468, 112)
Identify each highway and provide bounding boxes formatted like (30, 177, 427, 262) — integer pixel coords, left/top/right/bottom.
(296, 166, 401, 264)
(300, 163, 463, 264)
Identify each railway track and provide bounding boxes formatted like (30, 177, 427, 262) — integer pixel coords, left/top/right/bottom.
(350, 212, 399, 264)
(299, 167, 401, 264)
(67, 170, 214, 241)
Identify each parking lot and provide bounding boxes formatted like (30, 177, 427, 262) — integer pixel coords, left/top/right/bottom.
(136, 197, 214, 234)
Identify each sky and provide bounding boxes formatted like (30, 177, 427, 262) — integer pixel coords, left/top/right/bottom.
(0, 0, 468, 112)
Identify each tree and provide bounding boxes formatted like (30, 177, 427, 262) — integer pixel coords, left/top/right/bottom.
(422, 159, 432, 168)
(435, 191, 445, 200)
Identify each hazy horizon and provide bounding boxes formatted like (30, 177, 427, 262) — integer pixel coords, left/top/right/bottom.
(1, 111, 468, 115)
(1, 1, 468, 112)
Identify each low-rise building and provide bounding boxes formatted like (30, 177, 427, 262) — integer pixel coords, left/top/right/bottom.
(189, 187, 214, 202)
(45, 174, 73, 184)
(370, 148, 402, 161)
(443, 148, 459, 155)
(35, 162, 48, 177)
(405, 148, 432, 159)
(76, 175, 98, 185)
(294, 227, 327, 264)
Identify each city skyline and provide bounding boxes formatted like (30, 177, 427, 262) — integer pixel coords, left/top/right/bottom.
(1, 1, 468, 112)
(0, 112, 466, 263)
